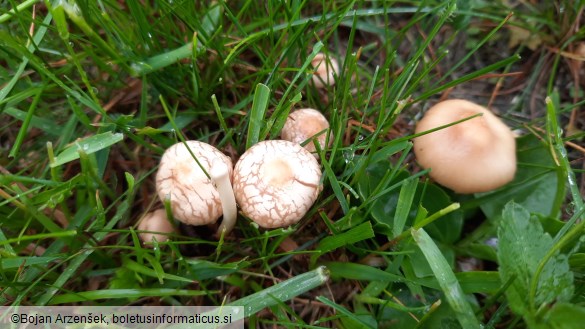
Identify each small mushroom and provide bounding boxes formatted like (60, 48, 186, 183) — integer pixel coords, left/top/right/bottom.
(155, 141, 237, 234)
(413, 99, 516, 194)
(137, 209, 174, 244)
(281, 108, 332, 155)
(232, 140, 322, 228)
(311, 53, 339, 88)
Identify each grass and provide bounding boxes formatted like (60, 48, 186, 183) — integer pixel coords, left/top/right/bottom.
(1, 0, 585, 327)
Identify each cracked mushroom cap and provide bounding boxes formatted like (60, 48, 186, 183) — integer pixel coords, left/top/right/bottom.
(281, 108, 332, 154)
(137, 209, 174, 244)
(413, 99, 516, 194)
(155, 141, 233, 226)
(233, 140, 322, 228)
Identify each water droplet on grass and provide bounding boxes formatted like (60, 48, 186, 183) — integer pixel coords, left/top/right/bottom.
(343, 151, 355, 163)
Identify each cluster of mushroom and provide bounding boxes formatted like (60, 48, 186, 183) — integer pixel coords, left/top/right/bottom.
(138, 52, 338, 244)
(139, 137, 326, 244)
(413, 99, 517, 194)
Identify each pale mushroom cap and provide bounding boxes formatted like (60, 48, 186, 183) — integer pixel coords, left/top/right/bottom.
(281, 108, 332, 153)
(138, 209, 174, 244)
(233, 140, 322, 228)
(413, 99, 516, 194)
(155, 141, 233, 225)
(311, 53, 339, 88)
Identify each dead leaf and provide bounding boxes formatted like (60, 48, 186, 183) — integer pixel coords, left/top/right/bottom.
(508, 25, 543, 50)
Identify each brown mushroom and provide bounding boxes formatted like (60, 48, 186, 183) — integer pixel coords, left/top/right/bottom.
(413, 99, 516, 194)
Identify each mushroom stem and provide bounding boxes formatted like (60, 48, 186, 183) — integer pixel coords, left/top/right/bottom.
(210, 158, 237, 235)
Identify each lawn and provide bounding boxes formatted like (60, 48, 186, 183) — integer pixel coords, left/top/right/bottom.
(1, 0, 585, 328)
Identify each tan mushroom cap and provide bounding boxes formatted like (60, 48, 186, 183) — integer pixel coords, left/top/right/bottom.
(233, 140, 322, 228)
(137, 209, 174, 244)
(413, 99, 516, 194)
(311, 53, 339, 88)
(281, 108, 332, 153)
(155, 141, 233, 225)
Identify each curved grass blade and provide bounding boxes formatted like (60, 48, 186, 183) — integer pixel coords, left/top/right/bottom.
(49, 289, 208, 305)
(50, 132, 124, 168)
(228, 266, 329, 318)
(412, 228, 481, 328)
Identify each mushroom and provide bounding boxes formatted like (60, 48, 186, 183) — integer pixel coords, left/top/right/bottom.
(280, 108, 332, 155)
(232, 140, 322, 228)
(311, 53, 339, 88)
(155, 141, 238, 234)
(137, 209, 174, 244)
(413, 99, 516, 194)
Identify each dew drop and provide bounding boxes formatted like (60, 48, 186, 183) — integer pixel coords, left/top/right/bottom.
(343, 151, 355, 163)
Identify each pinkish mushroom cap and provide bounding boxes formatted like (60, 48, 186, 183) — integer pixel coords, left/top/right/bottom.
(413, 99, 516, 194)
(137, 209, 174, 244)
(232, 140, 322, 228)
(155, 141, 234, 226)
(281, 108, 332, 154)
(311, 53, 339, 88)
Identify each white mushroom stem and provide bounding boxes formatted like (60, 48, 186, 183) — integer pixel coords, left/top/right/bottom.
(210, 158, 237, 235)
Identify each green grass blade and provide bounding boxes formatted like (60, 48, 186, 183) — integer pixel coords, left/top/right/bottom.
(412, 228, 481, 328)
(414, 271, 502, 294)
(50, 132, 124, 168)
(35, 197, 131, 305)
(325, 262, 406, 283)
(8, 89, 43, 158)
(228, 266, 329, 317)
(415, 54, 521, 102)
(49, 289, 208, 305)
(436, 12, 513, 85)
(246, 83, 270, 149)
(3, 107, 61, 136)
(122, 259, 195, 284)
(0, 13, 51, 105)
(393, 177, 418, 238)
(316, 296, 375, 329)
(0, 0, 39, 24)
(322, 155, 350, 214)
(311, 221, 374, 265)
(263, 42, 324, 140)
(1, 257, 63, 270)
(0, 231, 77, 246)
